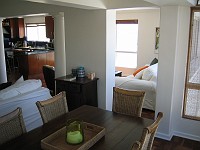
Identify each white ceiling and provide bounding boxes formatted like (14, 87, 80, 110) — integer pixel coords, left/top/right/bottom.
(23, 0, 106, 9)
(145, 0, 196, 6)
(23, 0, 196, 10)
(23, 0, 107, 9)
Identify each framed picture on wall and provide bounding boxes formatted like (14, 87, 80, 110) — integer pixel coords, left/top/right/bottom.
(155, 27, 160, 54)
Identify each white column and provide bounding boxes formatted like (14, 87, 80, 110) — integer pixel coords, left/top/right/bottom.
(155, 6, 178, 140)
(52, 12, 66, 78)
(0, 18, 7, 83)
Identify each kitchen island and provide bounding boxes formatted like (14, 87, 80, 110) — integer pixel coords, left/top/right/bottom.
(14, 48, 54, 84)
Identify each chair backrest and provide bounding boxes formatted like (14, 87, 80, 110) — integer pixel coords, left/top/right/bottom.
(42, 65, 55, 95)
(113, 87, 145, 117)
(132, 112, 163, 150)
(36, 91, 69, 124)
(0, 107, 26, 145)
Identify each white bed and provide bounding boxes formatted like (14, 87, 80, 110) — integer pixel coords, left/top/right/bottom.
(0, 79, 52, 131)
(115, 63, 158, 111)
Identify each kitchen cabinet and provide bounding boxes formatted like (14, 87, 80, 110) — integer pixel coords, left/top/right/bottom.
(29, 53, 46, 75)
(17, 51, 54, 84)
(46, 52, 55, 66)
(45, 16, 54, 39)
(10, 18, 25, 39)
(55, 77, 98, 111)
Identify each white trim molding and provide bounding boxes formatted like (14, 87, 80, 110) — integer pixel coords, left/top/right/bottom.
(155, 131, 173, 141)
(173, 131, 200, 142)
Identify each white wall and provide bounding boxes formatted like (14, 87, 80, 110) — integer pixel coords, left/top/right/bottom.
(24, 16, 45, 24)
(0, 18, 7, 83)
(64, 8, 108, 109)
(171, 6, 200, 141)
(106, 10, 116, 110)
(156, 6, 200, 141)
(116, 9, 160, 68)
(1, 0, 200, 142)
(0, 1, 111, 110)
(156, 6, 178, 140)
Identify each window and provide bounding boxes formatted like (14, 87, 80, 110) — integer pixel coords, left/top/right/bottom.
(26, 23, 50, 42)
(183, 8, 200, 120)
(115, 20, 138, 68)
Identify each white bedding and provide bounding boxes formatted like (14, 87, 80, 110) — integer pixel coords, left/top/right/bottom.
(0, 87, 52, 131)
(115, 76, 156, 110)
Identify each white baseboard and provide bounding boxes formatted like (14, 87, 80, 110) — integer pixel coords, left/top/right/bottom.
(155, 131, 173, 141)
(156, 131, 200, 142)
(173, 131, 200, 142)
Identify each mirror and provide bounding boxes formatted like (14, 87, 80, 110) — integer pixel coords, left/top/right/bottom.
(183, 7, 200, 120)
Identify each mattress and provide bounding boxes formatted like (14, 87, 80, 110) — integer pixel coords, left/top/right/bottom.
(115, 76, 156, 111)
(0, 87, 52, 131)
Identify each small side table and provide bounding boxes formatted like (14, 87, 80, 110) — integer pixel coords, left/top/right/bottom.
(55, 76, 98, 111)
(115, 71, 122, 77)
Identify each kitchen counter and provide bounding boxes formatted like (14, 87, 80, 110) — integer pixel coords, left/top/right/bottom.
(14, 48, 54, 55)
(16, 49, 54, 81)
(5, 47, 54, 55)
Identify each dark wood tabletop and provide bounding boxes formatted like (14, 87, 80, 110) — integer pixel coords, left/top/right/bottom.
(0, 105, 154, 150)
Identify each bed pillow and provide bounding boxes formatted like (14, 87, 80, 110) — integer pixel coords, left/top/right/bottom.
(134, 69, 146, 79)
(142, 63, 158, 81)
(0, 79, 42, 100)
(0, 88, 19, 100)
(133, 65, 149, 76)
(15, 76, 24, 84)
(150, 75, 157, 82)
(14, 79, 42, 94)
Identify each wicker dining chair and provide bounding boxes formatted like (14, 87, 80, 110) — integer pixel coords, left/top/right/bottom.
(0, 107, 26, 145)
(36, 91, 69, 124)
(113, 87, 145, 117)
(132, 112, 163, 150)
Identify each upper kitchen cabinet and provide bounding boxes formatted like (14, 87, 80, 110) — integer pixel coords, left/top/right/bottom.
(45, 16, 54, 39)
(10, 18, 25, 39)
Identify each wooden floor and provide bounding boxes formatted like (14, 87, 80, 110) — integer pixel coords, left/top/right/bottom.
(153, 136, 200, 150)
(142, 109, 200, 150)
(6, 69, 200, 150)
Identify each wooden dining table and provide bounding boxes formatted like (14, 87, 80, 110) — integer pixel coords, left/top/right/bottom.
(0, 105, 154, 150)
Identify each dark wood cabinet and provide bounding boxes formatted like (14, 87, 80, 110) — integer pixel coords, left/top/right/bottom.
(55, 77, 98, 111)
(10, 18, 25, 39)
(45, 16, 54, 39)
(18, 18, 25, 38)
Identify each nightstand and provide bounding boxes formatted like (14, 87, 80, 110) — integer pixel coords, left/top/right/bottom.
(55, 76, 98, 111)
